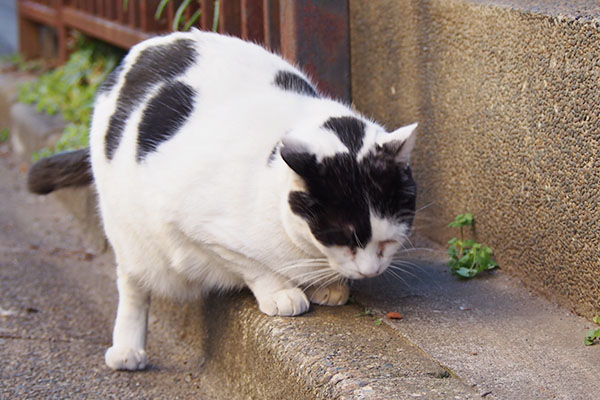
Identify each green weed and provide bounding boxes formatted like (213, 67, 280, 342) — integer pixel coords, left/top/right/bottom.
(18, 34, 123, 160)
(448, 213, 498, 278)
(0, 128, 9, 143)
(584, 316, 600, 346)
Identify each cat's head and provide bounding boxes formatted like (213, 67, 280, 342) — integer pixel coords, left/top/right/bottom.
(280, 117, 418, 280)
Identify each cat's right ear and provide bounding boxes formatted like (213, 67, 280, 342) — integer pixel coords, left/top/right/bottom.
(280, 137, 317, 178)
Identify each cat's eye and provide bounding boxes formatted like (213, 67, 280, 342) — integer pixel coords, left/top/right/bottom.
(377, 240, 397, 258)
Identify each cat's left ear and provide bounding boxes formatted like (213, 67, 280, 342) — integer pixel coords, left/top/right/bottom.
(280, 137, 317, 178)
(375, 122, 418, 164)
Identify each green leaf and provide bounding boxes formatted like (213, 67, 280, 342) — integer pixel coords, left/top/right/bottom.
(155, 0, 171, 19)
(594, 316, 600, 325)
(449, 213, 474, 228)
(584, 328, 600, 346)
(375, 318, 383, 326)
(456, 267, 477, 279)
(213, 0, 221, 32)
(173, 0, 193, 31)
(0, 128, 9, 142)
(463, 239, 476, 248)
(183, 9, 202, 31)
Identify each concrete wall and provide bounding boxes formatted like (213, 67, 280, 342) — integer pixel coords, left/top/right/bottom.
(350, 0, 600, 318)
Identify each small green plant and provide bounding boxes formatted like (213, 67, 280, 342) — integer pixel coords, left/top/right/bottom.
(357, 308, 374, 317)
(125, 0, 221, 32)
(0, 128, 9, 143)
(18, 34, 123, 160)
(448, 213, 498, 278)
(584, 316, 600, 346)
(0, 53, 46, 73)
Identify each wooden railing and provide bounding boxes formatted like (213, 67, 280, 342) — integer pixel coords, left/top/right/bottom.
(17, 0, 350, 100)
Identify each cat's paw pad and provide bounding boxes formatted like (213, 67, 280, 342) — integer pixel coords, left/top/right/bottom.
(105, 346, 148, 371)
(258, 288, 310, 316)
(307, 282, 349, 306)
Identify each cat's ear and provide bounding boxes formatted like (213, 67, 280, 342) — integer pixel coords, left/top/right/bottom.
(375, 122, 418, 164)
(280, 137, 317, 178)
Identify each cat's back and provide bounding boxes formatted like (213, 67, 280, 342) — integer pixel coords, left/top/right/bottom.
(90, 30, 322, 171)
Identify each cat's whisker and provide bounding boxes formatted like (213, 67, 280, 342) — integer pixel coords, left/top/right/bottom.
(393, 247, 434, 254)
(387, 264, 420, 280)
(277, 260, 330, 273)
(279, 257, 328, 267)
(384, 268, 411, 288)
(309, 272, 343, 293)
(390, 260, 427, 274)
(414, 201, 435, 214)
(303, 270, 342, 291)
(286, 269, 334, 288)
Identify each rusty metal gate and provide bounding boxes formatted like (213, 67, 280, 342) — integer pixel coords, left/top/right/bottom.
(17, 0, 350, 100)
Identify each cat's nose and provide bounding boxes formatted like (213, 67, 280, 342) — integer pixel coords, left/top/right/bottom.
(356, 262, 380, 278)
(355, 252, 381, 278)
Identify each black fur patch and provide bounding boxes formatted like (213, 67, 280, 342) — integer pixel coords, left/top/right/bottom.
(362, 145, 417, 223)
(136, 82, 196, 162)
(267, 142, 280, 166)
(284, 148, 416, 248)
(97, 65, 123, 94)
(284, 152, 372, 249)
(273, 70, 319, 98)
(322, 116, 366, 156)
(104, 38, 197, 160)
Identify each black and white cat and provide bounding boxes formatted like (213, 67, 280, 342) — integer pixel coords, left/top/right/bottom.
(28, 30, 418, 371)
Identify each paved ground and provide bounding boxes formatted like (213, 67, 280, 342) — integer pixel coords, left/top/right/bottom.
(1, 141, 599, 399)
(0, 146, 223, 399)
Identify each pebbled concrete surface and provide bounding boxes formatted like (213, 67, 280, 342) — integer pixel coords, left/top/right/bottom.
(350, 0, 600, 319)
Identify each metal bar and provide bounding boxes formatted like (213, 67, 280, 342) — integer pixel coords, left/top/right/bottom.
(200, 0, 214, 30)
(279, 0, 351, 102)
(262, 0, 279, 51)
(219, 0, 241, 36)
(56, 0, 68, 63)
(128, 0, 135, 27)
(241, 0, 263, 42)
(62, 6, 152, 49)
(18, 0, 58, 27)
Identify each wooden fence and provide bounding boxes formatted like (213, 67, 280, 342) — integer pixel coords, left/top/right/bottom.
(17, 0, 350, 100)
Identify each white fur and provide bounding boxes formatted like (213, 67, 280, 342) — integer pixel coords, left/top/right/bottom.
(90, 31, 417, 370)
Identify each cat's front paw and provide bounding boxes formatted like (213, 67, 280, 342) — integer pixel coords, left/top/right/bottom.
(306, 282, 349, 306)
(105, 346, 148, 371)
(257, 288, 310, 316)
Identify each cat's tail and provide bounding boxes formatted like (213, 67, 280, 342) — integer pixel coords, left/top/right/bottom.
(27, 148, 93, 194)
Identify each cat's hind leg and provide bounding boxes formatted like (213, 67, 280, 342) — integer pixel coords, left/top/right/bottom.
(105, 270, 150, 370)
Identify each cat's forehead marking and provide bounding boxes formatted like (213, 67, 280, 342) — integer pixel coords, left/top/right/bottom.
(137, 82, 196, 162)
(288, 144, 417, 247)
(321, 116, 366, 156)
(104, 38, 198, 160)
(273, 70, 319, 98)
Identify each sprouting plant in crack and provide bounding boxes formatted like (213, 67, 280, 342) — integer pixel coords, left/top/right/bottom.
(584, 316, 600, 346)
(447, 213, 498, 279)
